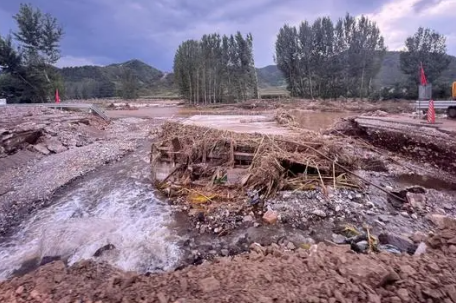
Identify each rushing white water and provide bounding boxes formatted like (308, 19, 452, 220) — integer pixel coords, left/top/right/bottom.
(0, 149, 181, 280)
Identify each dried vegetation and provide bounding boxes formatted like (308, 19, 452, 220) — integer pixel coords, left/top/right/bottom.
(151, 122, 361, 208)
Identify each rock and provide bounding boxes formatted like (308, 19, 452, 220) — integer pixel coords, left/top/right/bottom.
(199, 276, 220, 293)
(445, 285, 456, 303)
(39, 255, 61, 266)
(286, 242, 296, 250)
(368, 293, 381, 303)
(312, 209, 326, 218)
(30, 290, 40, 299)
(411, 231, 427, 243)
(411, 213, 418, 220)
(400, 212, 409, 218)
(450, 245, 456, 254)
(389, 297, 401, 303)
(378, 244, 401, 255)
(378, 215, 390, 223)
(414, 242, 427, 256)
(399, 265, 416, 278)
(46, 141, 67, 153)
(262, 210, 278, 224)
(250, 243, 265, 255)
(352, 240, 368, 252)
(220, 249, 229, 256)
(427, 214, 456, 229)
(242, 215, 254, 223)
(15, 286, 24, 295)
(443, 204, 454, 211)
(33, 143, 50, 155)
(281, 192, 292, 199)
(332, 234, 347, 245)
(397, 288, 410, 302)
(377, 271, 400, 287)
(93, 244, 116, 257)
(448, 237, 456, 245)
(406, 192, 426, 210)
(157, 293, 168, 303)
(378, 233, 416, 254)
(440, 229, 456, 239)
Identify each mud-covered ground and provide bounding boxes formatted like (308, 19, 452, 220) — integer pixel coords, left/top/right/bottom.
(2, 103, 456, 302)
(1, 221, 456, 303)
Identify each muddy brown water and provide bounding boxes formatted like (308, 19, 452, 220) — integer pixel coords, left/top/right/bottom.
(107, 106, 350, 131)
(292, 111, 352, 131)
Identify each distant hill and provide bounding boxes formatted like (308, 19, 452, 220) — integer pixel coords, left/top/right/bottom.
(60, 59, 175, 99)
(59, 52, 456, 99)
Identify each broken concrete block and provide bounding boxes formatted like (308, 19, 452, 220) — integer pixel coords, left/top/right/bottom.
(406, 192, 426, 210)
(32, 143, 50, 155)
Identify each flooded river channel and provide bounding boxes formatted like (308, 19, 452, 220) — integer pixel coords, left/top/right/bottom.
(0, 107, 351, 280)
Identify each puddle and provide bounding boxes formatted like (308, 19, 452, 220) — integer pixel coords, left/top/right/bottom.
(0, 145, 182, 280)
(395, 174, 456, 191)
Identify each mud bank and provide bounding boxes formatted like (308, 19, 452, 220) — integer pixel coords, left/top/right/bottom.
(151, 117, 456, 263)
(334, 117, 456, 175)
(1, 220, 456, 303)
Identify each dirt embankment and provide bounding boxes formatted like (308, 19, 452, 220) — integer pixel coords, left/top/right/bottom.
(1, 219, 456, 303)
(181, 99, 414, 115)
(333, 117, 456, 175)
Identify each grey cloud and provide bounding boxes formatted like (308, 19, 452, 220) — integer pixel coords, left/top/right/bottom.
(413, 0, 443, 12)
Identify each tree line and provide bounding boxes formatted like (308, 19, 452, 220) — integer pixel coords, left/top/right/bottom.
(275, 14, 386, 99)
(0, 4, 453, 103)
(173, 32, 258, 104)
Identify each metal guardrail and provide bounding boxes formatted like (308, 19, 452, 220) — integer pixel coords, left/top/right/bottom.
(415, 100, 456, 110)
(5, 103, 110, 121)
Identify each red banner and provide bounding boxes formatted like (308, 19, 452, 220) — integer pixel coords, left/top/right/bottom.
(55, 89, 60, 103)
(420, 64, 427, 86)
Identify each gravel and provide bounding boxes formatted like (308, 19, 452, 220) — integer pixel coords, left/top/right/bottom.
(0, 107, 159, 236)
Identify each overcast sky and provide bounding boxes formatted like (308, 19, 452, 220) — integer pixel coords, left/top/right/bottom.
(1, 0, 455, 71)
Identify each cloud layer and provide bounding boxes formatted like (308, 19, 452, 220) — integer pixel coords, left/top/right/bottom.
(0, 0, 455, 70)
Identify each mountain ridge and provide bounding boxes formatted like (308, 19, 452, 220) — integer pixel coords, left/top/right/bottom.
(59, 53, 456, 99)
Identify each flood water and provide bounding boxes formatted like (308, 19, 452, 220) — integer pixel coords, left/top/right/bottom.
(292, 111, 352, 131)
(0, 144, 182, 280)
(0, 107, 351, 280)
(107, 106, 350, 132)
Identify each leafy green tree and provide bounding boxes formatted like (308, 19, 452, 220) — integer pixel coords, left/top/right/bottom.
(275, 13, 385, 99)
(119, 68, 139, 99)
(0, 3, 63, 103)
(173, 32, 257, 104)
(400, 27, 450, 86)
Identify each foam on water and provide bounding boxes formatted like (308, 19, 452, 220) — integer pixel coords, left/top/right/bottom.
(0, 150, 181, 280)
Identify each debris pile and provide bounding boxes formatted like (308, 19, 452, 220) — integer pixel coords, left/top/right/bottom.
(274, 109, 299, 127)
(151, 122, 360, 208)
(0, 106, 107, 157)
(106, 103, 139, 110)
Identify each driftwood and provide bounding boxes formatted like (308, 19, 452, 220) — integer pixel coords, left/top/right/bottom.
(151, 122, 362, 203)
